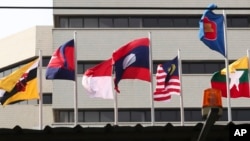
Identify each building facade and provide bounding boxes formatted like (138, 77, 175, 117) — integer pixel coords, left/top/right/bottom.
(0, 0, 250, 128)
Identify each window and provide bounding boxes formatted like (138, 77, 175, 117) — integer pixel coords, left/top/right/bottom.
(43, 93, 52, 104)
(84, 17, 98, 28)
(69, 17, 83, 28)
(114, 18, 129, 27)
(99, 18, 113, 27)
(56, 15, 250, 28)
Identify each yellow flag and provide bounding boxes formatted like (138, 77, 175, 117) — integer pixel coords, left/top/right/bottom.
(0, 59, 38, 92)
(221, 56, 248, 75)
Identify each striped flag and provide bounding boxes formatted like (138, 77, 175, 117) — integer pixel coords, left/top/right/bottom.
(154, 56, 181, 101)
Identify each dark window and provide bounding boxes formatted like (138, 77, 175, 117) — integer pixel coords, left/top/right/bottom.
(129, 17, 141, 27)
(85, 111, 99, 122)
(84, 17, 99, 28)
(100, 111, 114, 122)
(158, 17, 173, 27)
(131, 111, 146, 121)
(59, 17, 69, 27)
(114, 18, 129, 27)
(231, 17, 249, 27)
(43, 93, 52, 104)
(99, 18, 113, 27)
(69, 17, 83, 28)
(173, 18, 187, 27)
(42, 57, 51, 67)
(118, 111, 130, 122)
(143, 17, 158, 27)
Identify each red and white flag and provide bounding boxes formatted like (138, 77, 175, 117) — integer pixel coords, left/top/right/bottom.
(82, 59, 114, 99)
(154, 57, 181, 102)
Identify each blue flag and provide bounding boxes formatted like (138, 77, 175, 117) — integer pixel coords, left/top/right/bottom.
(46, 39, 75, 81)
(199, 4, 225, 57)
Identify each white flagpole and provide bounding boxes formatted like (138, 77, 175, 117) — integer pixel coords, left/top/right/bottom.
(73, 31, 78, 126)
(178, 49, 184, 126)
(223, 10, 232, 122)
(38, 49, 43, 130)
(247, 49, 250, 97)
(112, 61, 118, 125)
(148, 32, 155, 126)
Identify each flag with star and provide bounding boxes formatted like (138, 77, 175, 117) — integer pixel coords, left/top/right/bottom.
(211, 56, 250, 98)
(199, 3, 225, 57)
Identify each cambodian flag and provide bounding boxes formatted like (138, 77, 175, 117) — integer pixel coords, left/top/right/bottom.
(112, 37, 150, 93)
(199, 4, 225, 57)
(46, 39, 75, 80)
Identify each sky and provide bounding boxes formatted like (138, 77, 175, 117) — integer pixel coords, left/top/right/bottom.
(0, 0, 53, 39)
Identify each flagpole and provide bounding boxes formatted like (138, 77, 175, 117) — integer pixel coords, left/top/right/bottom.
(112, 59, 118, 125)
(178, 49, 184, 126)
(247, 49, 250, 97)
(73, 31, 78, 126)
(223, 10, 232, 122)
(148, 32, 155, 126)
(38, 49, 43, 130)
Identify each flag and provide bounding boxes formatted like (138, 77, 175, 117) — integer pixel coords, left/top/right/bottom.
(82, 58, 114, 99)
(154, 56, 181, 101)
(46, 39, 75, 80)
(0, 58, 39, 92)
(112, 37, 150, 93)
(199, 3, 225, 57)
(0, 59, 40, 106)
(211, 56, 250, 98)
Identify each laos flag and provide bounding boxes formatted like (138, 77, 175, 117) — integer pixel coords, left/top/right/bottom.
(199, 4, 225, 57)
(112, 37, 151, 93)
(46, 39, 75, 81)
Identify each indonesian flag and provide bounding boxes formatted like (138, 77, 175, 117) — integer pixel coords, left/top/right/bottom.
(211, 56, 250, 98)
(82, 59, 114, 99)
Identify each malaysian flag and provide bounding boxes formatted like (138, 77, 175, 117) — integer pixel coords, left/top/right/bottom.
(154, 56, 181, 102)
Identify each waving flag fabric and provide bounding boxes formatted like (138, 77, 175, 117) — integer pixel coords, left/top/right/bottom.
(46, 39, 75, 80)
(82, 59, 114, 99)
(0, 58, 39, 92)
(199, 4, 225, 57)
(112, 38, 150, 93)
(211, 56, 250, 98)
(0, 59, 40, 106)
(154, 56, 180, 101)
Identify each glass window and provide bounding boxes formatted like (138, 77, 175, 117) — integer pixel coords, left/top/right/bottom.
(59, 17, 69, 27)
(234, 109, 250, 121)
(100, 111, 114, 122)
(78, 111, 84, 122)
(129, 17, 141, 27)
(187, 17, 199, 27)
(99, 18, 113, 27)
(118, 111, 130, 122)
(59, 111, 69, 122)
(85, 111, 99, 122)
(143, 17, 158, 27)
(161, 110, 179, 121)
(42, 57, 51, 67)
(43, 93, 52, 104)
(158, 17, 173, 27)
(231, 18, 248, 27)
(131, 111, 146, 122)
(114, 18, 129, 27)
(204, 63, 220, 74)
(189, 63, 205, 74)
(69, 17, 83, 28)
(84, 18, 98, 28)
(173, 18, 187, 27)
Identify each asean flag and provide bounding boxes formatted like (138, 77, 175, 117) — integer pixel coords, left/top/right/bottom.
(199, 3, 225, 57)
(112, 38, 150, 93)
(46, 39, 75, 81)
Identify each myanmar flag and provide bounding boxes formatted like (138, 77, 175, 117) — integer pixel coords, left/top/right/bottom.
(211, 56, 250, 98)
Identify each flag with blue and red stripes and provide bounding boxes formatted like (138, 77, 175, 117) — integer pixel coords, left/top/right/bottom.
(46, 39, 75, 81)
